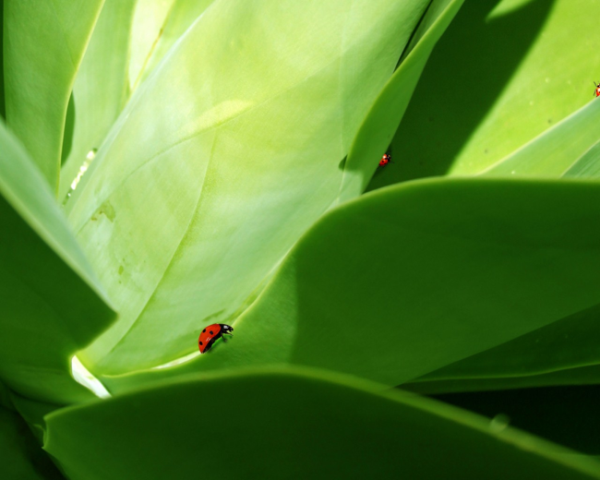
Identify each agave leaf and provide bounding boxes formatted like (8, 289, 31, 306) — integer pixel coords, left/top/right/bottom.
(481, 100, 600, 176)
(67, 0, 430, 375)
(100, 178, 600, 394)
(59, 0, 137, 201)
(127, 0, 177, 93)
(45, 368, 600, 480)
(406, 364, 600, 394)
(370, 0, 600, 189)
(563, 139, 600, 179)
(337, 0, 465, 203)
(136, 0, 217, 85)
(3, 0, 104, 191)
(0, 405, 64, 480)
(0, 122, 115, 404)
(404, 302, 600, 393)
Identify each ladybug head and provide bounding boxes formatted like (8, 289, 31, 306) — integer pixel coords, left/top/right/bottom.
(220, 324, 234, 334)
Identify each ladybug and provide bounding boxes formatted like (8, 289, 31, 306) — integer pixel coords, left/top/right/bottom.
(198, 323, 234, 354)
(379, 153, 392, 167)
(594, 81, 600, 97)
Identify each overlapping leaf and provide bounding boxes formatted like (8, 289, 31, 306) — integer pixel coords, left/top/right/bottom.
(66, 0, 430, 375)
(59, 0, 138, 201)
(0, 122, 115, 404)
(3, 0, 104, 191)
(45, 368, 600, 480)
(337, 0, 464, 203)
(100, 178, 600, 394)
(369, 0, 600, 190)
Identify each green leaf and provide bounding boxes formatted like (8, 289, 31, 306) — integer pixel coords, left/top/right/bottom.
(338, 0, 465, 203)
(59, 0, 137, 201)
(135, 0, 217, 86)
(0, 122, 115, 404)
(100, 178, 600, 394)
(67, 0, 430, 375)
(127, 0, 177, 93)
(405, 364, 600, 394)
(45, 368, 600, 480)
(0, 405, 64, 480)
(563, 139, 600, 179)
(404, 302, 600, 393)
(481, 100, 600, 176)
(369, 0, 600, 189)
(3, 0, 104, 192)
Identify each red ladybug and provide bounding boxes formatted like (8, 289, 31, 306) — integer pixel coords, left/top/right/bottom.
(594, 81, 600, 97)
(379, 153, 392, 167)
(198, 323, 234, 354)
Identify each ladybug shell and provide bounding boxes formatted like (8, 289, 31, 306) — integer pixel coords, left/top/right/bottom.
(379, 153, 391, 167)
(596, 87, 600, 97)
(198, 323, 232, 354)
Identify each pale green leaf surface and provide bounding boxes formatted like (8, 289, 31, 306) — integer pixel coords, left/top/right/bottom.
(563, 139, 600, 179)
(404, 364, 600, 395)
(3, 0, 104, 191)
(128, 0, 177, 92)
(369, 0, 600, 189)
(100, 178, 600, 394)
(138, 0, 217, 85)
(67, 0, 429, 375)
(59, 0, 137, 201)
(338, 0, 465, 203)
(0, 405, 64, 480)
(0, 122, 115, 403)
(406, 302, 600, 389)
(45, 368, 600, 480)
(481, 99, 600, 176)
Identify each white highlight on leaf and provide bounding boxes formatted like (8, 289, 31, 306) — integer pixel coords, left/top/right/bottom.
(71, 355, 111, 398)
(152, 350, 200, 370)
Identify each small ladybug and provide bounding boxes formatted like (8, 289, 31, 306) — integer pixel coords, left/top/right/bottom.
(594, 81, 600, 97)
(379, 153, 392, 167)
(198, 323, 234, 354)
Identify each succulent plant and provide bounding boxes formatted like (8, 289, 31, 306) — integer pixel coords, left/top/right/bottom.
(3, 0, 600, 478)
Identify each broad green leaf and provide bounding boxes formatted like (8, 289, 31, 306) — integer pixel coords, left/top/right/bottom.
(137, 0, 217, 85)
(405, 364, 600, 394)
(127, 0, 177, 92)
(482, 100, 600, 176)
(10, 391, 63, 445)
(337, 0, 465, 203)
(369, 0, 599, 190)
(45, 368, 600, 480)
(0, 0, 5, 119)
(0, 122, 115, 404)
(563, 139, 600, 179)
(67, 0, 430, 375)
(405, 302, 600, 393)
(59, 0, 137, 201)
(0, 405, 64, 480)
(100, 178, 600, 394)
(3, 0, 104, 191)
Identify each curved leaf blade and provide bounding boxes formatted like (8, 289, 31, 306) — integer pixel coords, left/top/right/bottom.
(45, 368, 600, 480)
(338, 0, 465, 203)
(101, 178, 600, 394)
(3, 0, 104, 191)
(59, 0, 137, 201)
(0, 122, 115, 403)
(67, 0, 430, 375)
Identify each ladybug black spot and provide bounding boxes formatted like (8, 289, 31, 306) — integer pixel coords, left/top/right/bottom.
(210, 331, 213, 335)
(202, 329, 206, 333)
(199, 341, 203, 345)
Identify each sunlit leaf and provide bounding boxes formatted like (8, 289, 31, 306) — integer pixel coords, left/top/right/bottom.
(3, 0, 104, 191)
(45, 368, 600, 480)
(0, 122, 115, 403)
(67, 0, 430, 375)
